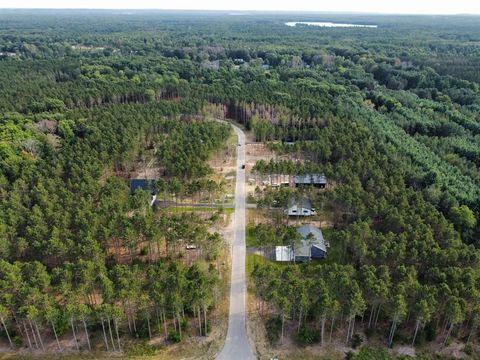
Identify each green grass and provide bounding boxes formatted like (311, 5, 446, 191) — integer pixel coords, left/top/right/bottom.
(246, 224, 262, 247)
(246, 253, 267, 276)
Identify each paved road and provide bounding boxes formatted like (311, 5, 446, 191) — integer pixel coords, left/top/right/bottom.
(217, 124, 255, 360)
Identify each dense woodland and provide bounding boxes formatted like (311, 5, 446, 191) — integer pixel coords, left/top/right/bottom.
(0, 9, 480, 357)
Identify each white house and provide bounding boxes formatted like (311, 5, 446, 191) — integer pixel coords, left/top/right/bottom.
(285, 198, 316, 217)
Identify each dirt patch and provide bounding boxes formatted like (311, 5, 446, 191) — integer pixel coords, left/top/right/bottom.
(206, 131, 238, 203)
(395, 345, 416, 357)
(429, 340, 469, 359)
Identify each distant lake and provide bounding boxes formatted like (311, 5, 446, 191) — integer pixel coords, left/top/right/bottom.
(285, 22, 378, 28)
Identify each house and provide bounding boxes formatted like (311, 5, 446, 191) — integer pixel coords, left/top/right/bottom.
(285, 198, 316, 217)
(274, 224, 326, 262)
(233, 58, 245, 65)
(295, 224, 327, 261)
(293, 174, 327, 189)
(130, 179, 157, 206)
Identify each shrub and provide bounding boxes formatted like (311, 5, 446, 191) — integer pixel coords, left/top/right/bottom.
(351, 346, 393, 360)
(414, 329, 426, 346)
(265, 316, 282, 345)
(296, 324, 319, 345)
(180, 317, 188, 331)
(424, 322, 437, 342)
(137, 316, 154, 339)
(54, 311, 69, 337)
(464, 343, 474, 356)
(200, 320, 212, 336)
(351, 333, 363, 349)
(365, 328, 376, 339)
(168, 330, 181, 343)
(126, 341, 157, 356)
(13, 336, 22, 347)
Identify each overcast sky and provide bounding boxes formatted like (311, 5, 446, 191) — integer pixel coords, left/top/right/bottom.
(1, 0, 480, 15)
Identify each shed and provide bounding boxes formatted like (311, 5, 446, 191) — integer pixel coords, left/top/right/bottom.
(275, 246, 294, 262)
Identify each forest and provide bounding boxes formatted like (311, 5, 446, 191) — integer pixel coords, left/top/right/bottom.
(0, 9, 480, 359)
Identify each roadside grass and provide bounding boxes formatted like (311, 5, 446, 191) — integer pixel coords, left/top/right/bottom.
(246, 224, 262, 247)
(246, 253, 266, 276)
(158, 207, 234, 214)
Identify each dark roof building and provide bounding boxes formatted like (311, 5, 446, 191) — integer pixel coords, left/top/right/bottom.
(129, 179, 157, 195)
(293, 174, 327, 188)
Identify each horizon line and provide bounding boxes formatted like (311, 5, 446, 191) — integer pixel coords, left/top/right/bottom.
(0, 8, 480, 16)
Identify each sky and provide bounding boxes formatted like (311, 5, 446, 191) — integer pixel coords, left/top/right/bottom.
(1, 0, 480, 15)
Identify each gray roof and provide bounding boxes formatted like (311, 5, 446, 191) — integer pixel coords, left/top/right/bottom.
(294, 174, 327, 185)
(289, 197, 312, 210)
(296, 224, 326, 256)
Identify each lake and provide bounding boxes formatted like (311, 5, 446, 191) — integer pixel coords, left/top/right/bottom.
(285, 21, 378, 28)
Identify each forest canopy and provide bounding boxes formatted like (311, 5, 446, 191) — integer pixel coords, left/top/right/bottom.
(0, 9, 480, 357)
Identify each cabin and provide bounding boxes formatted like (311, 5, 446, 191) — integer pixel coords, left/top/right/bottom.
(129, 179, 157, 206)
(274, 224, 327, 262)
(293, 174, 327, 189)
(285, 198, 316, 217)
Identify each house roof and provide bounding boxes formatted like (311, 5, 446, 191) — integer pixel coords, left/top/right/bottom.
(130, 179, 157, 194)
(293, 174, 327, 185)
(296, 224, 326, 254)
(289, 197, 312, 210)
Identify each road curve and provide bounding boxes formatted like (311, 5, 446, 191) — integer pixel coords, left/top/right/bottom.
(216, 124, 255, 360)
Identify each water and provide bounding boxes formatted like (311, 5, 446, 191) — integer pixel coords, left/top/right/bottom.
(285, 21, 378, 28)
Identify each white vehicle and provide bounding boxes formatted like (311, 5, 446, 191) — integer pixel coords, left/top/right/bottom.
(186, 244, 197, 250)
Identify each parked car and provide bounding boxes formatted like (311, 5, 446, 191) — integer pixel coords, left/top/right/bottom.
(241, 164, 246, 169)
